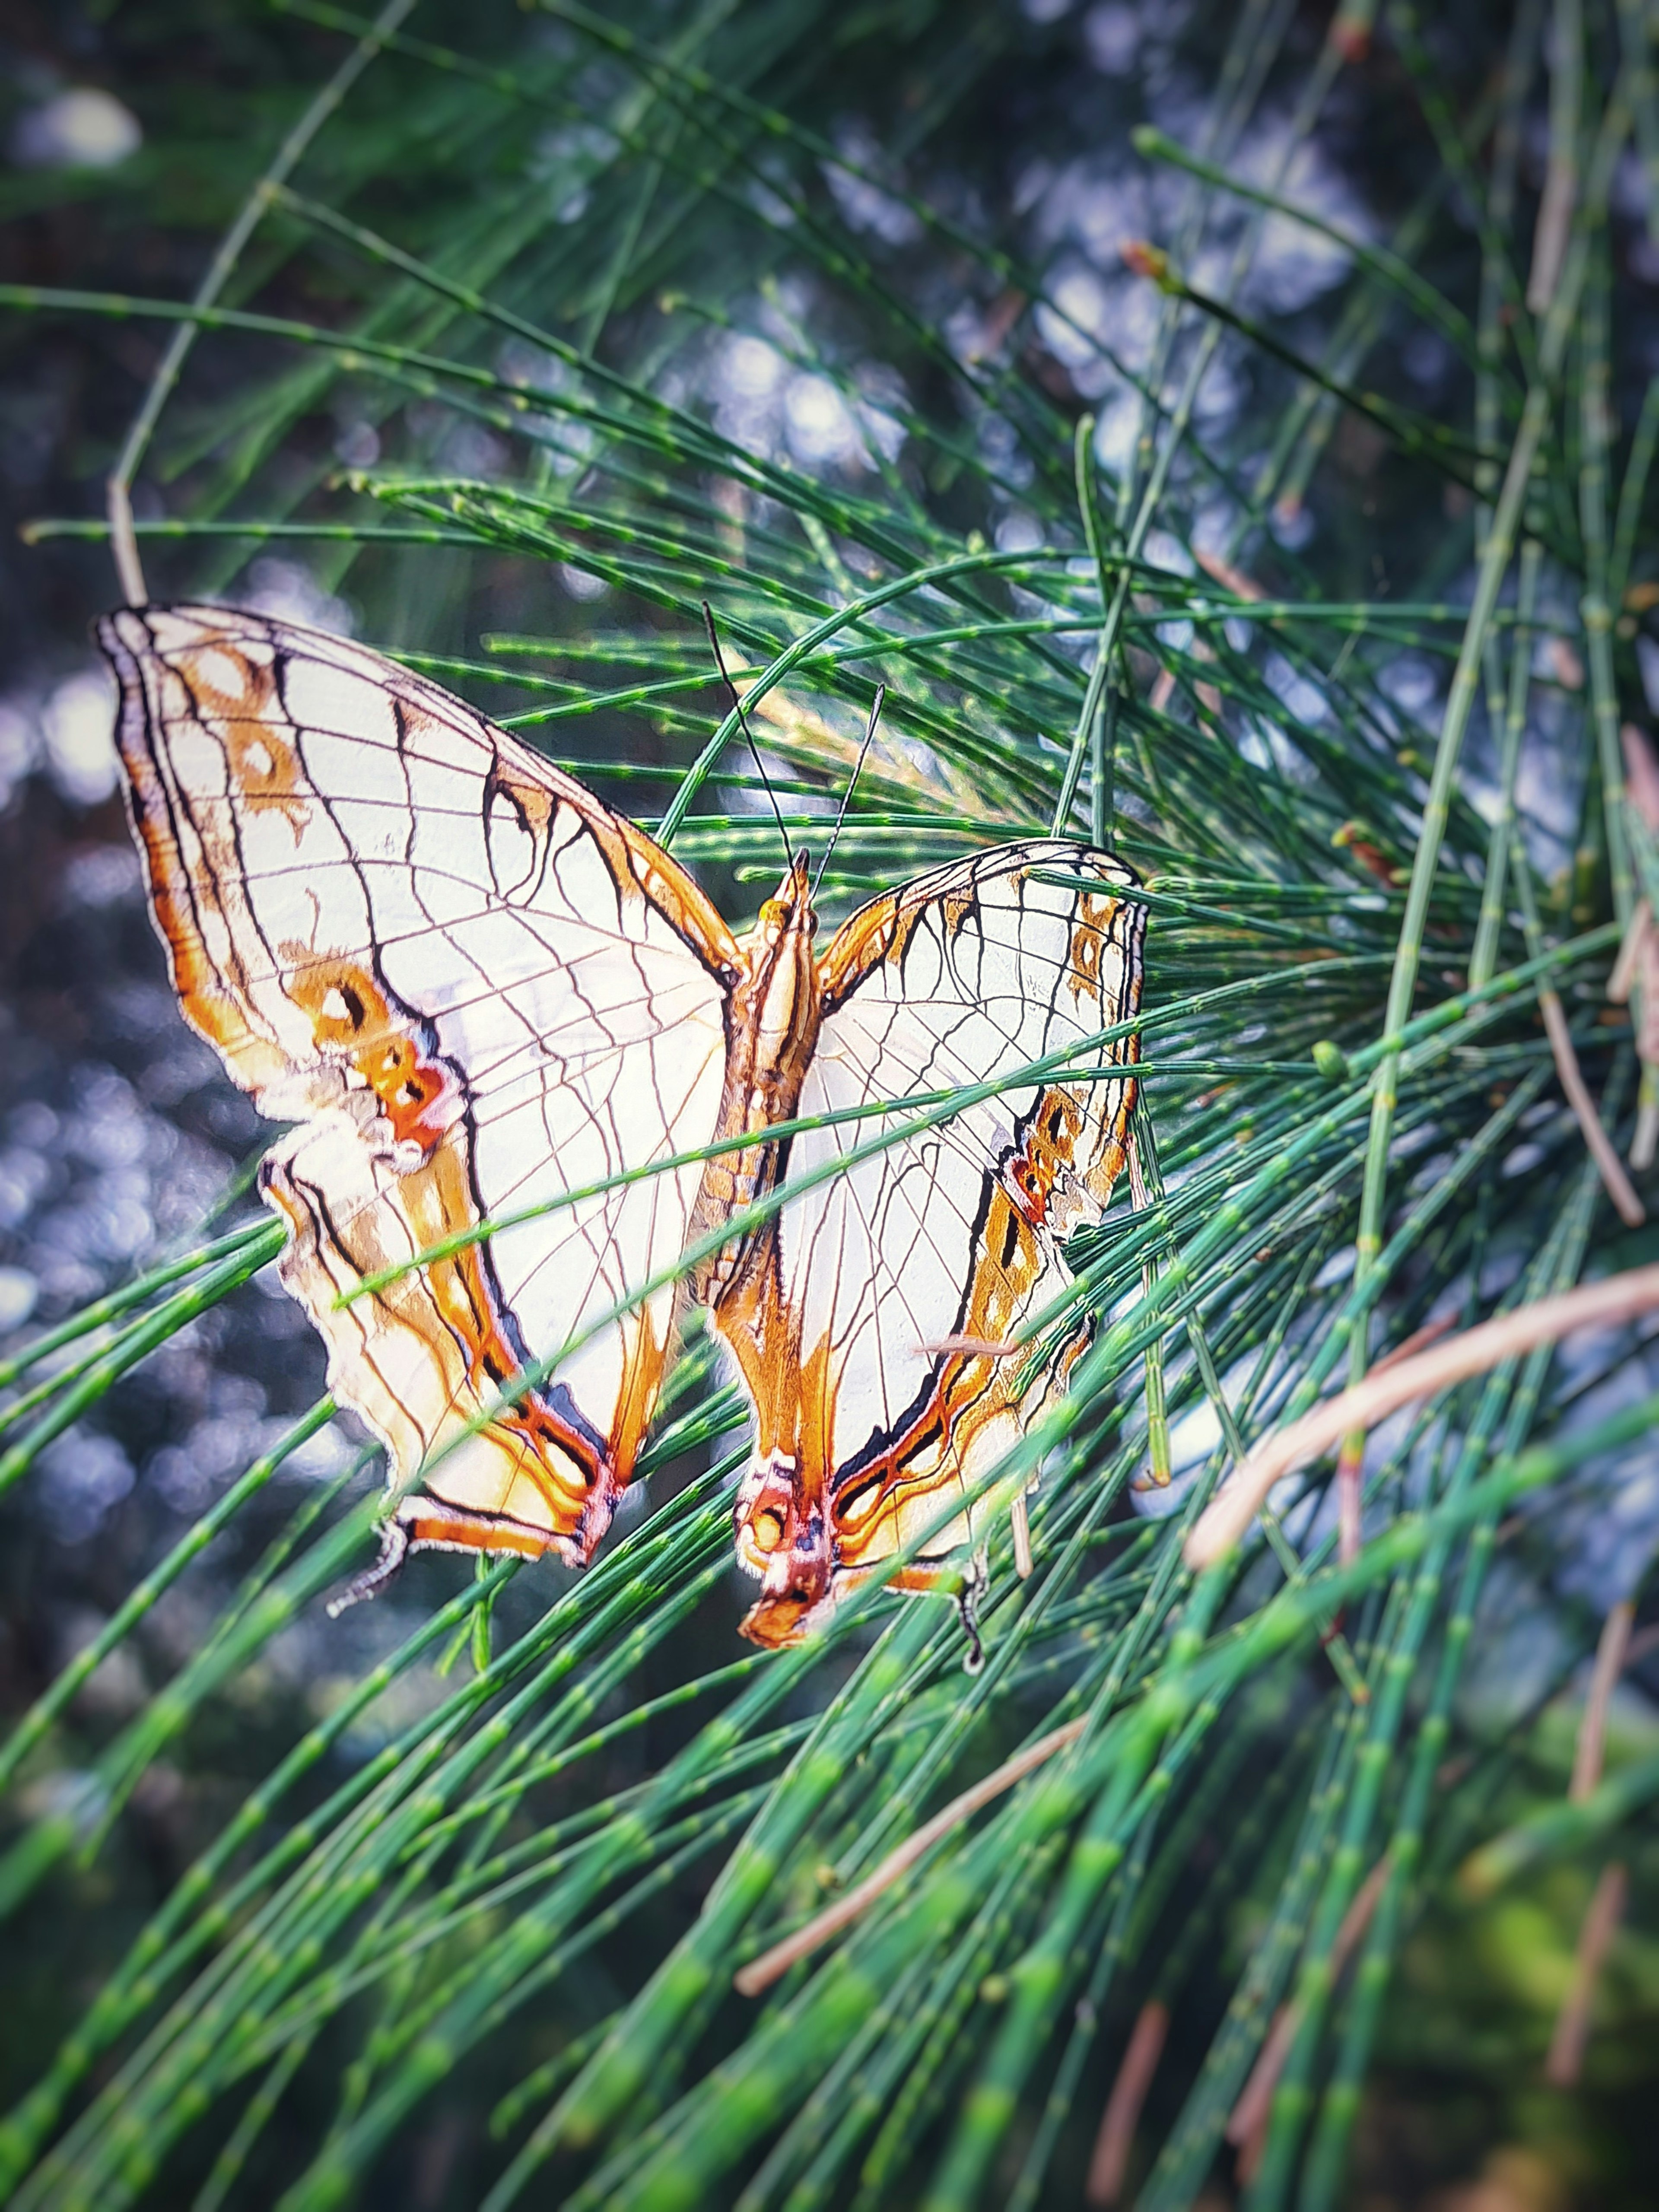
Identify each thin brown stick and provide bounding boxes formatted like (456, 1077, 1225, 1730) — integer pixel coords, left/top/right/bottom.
(1572, 1599, 1635, 1802)
(1621, 726, 1659, 1166)
(914, 1335, 1021, 1360)
(1227, 2003, 1297, 2174)
(1608, 899, 1652, 1005)
(1335, 1435, 1364, 1568)
(1335, 1314, 1460, 1566)
(1544, 1558, 1644, 2090)
(733, 1718, 1086, 1996)
(1372, 1311, 1459, 1373)
(1226, 1854, 1392, 2170)
(1086, 1998, 1170, 2206)
(1545, 1860, 1626, 2085)
(1193, 547, 1266, 602)
(1186, 1265, 1659, 1568)
(1623, 722, 1659, 827)
(1526, 0, 1580, 312)
(1633, 1101, 1659, 1179)
(1538, 987, 1645, 1226)
(1011, 1489, 1035, 1579)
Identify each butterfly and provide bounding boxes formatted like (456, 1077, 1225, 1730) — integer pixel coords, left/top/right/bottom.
(100, 604, 1146, 1647)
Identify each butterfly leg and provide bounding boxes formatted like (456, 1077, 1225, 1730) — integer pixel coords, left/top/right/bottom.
(955, 1563, 987, 1675)
(326, 1489, 561, 1615)
(326, 1512, 411, 1618)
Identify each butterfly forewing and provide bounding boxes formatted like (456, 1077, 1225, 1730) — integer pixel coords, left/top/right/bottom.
(102, 605, 737, 1567)
(717, 842, 1145, 1646)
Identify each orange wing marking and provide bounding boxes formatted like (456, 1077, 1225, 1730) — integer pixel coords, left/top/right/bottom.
(283, 951, 463, 1161)
(481, 757, 556, 900)
(1067, 891, 1119, 1008)
(264, 1108, 644, 1563)
(113, 632, 300, 1094)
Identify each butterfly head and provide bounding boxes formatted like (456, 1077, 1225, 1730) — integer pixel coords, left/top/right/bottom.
(755, 849, 816, 945)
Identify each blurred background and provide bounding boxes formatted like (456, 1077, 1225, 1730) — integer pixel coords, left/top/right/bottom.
(4, 3, 1659, 2207)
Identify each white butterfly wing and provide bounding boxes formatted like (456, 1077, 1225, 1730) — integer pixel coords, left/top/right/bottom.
(102, 605, 737, 1567)
(718, 842, 1144, 1645)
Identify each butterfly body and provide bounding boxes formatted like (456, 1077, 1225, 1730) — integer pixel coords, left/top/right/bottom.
(101, 604, 1145, 1648)
(688, 852, 821, 1302)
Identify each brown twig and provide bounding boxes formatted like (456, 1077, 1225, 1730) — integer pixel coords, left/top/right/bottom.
(1227, 2003, 1299, 2180)
(1227, 1856, 1392, 2176)
(911, 1334, 1037, 1573)
(1620, 726, 1659, 1166)
(1526, 0, 1580, 313)
(1537, 987, 1645, 1227)
(1623, 722, 1659, 827)
(1571, 1599, 1635, 1803)
(1148, 640, 1223, 725)
(1086, 1999, 1170, 2206)
(1194, 547, 1266, 602)
(1011, 1490, 1035, 1580)
(1333, 1315, 1461, 1567)
(914, 1335, 1021, 1360)
(1239, 1999, 1300, 2168)
(1334, 1434, 1364, 1569)
(1373, 1311, 1459, 1373)
(733, 1718, 1086, 1996)
(1545, 1860, 1627, 2086)
(1541, 1602, 1637, 2087)
(1186, 1265, 1659, 1568)
(1608, 898, 1652, 1006)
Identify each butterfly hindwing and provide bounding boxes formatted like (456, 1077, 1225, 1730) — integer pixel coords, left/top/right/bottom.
(101, 604, 739, 1567)
(711, 841, 1145, 1645)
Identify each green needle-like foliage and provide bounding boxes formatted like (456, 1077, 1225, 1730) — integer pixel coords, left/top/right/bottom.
(3, 2, 1659, 2206)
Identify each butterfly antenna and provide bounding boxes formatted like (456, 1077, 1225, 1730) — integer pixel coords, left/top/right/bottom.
(812, 684, 884, 901)
(702, 601, 793, 872)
